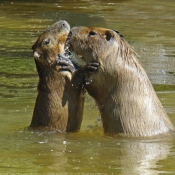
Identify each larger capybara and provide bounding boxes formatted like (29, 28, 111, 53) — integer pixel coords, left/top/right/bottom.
(68, 26, 175, 137)
(30, 20, 85, 132)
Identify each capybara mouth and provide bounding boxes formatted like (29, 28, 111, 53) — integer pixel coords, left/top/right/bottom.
(65, 30, 75, 55)
(65, 33, 73, 54)
(64, 31, 85, 66)
(65, 42, 82, 62)
(66, 31, 72, 43)
(65, 39, 84, 62)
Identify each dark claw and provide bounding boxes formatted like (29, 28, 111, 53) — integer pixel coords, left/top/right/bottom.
(86, 62, 99, 73)
(86, 66, 98, 73)
(59, 65, 75, 73)
(57, 59, 70, 66)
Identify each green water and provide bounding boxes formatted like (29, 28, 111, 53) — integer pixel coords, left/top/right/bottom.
(0, 0, 175, 174)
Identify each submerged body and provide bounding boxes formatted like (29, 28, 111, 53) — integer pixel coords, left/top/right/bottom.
(68, 26, 175, 137)
(30, 21, 84, 132)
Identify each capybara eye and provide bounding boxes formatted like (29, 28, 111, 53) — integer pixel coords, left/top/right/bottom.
(105, 31, 113, 41)
(89, 31, 97, 36)
(44, 38, 50, 45)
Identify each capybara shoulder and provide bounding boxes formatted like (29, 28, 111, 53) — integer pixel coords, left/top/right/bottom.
(68, 26, 175, 137)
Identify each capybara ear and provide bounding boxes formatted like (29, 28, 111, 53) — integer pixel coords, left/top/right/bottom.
(113, 29, 124, 38)
(105, 30, 114, 41)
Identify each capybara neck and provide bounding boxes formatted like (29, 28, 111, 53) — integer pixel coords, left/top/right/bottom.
(35, 59, 68, 93)
(69, 26, 175, 137)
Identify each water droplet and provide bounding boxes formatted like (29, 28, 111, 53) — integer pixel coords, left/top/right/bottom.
(39, 141, 44, 144)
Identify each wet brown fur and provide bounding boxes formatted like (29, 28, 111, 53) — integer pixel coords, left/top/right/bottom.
(30, 21, 85, 132)
(69, 26, 175, 137)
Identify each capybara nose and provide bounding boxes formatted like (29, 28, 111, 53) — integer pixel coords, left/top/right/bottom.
(33, 51, 40, 59)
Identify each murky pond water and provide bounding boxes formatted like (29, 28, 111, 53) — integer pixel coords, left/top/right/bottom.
(0, 0, 175, 174)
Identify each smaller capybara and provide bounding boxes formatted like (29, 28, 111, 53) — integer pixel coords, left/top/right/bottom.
(30, 20, 85, 132)
(68, 26, 175, 137)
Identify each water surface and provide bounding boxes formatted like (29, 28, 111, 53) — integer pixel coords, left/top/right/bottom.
(0, 0, 175, 174)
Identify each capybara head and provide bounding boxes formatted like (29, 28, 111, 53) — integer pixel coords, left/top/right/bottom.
(68, 27, 134, 67)
(32, 20, 70, 65)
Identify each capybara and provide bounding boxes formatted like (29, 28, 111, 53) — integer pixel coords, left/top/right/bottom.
(30, 20, 85, 132)
(68, 26, 175, 137)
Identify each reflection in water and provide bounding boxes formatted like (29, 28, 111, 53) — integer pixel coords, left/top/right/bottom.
(120, 138, 172, 175)
(0, 0, 175, 174)
(0, 128, 174, 174)
(53, 134, 173, 175)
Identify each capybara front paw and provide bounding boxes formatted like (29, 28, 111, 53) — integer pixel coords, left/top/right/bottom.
(57, 60, 75, 73)
(57, 54, 76, 73)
